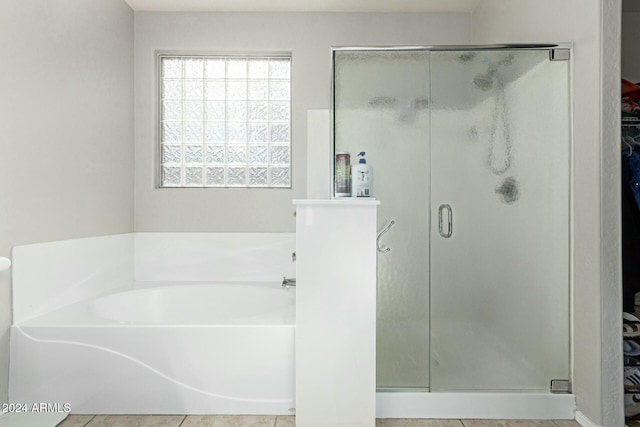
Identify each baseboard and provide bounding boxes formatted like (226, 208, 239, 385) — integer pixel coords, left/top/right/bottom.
(575, 411, 599, 427)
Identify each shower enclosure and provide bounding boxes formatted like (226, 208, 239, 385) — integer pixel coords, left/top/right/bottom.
(333, 46, 570, 392)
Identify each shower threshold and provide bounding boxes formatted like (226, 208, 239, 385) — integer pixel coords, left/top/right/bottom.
(375, 390, 575, 419)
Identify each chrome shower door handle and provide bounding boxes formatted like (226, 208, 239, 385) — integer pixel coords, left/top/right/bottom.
(438, 204, 452, 238)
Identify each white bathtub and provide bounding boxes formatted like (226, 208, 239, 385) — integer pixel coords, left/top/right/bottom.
(10, 282, 296, 415)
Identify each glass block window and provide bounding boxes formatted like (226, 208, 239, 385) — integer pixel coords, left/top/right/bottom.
(159, 55, 291, 188)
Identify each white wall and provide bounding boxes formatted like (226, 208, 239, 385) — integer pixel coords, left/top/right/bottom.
(622, 12, 640, 82)
(0, 0, 134, 408)
(472, 1, 622, 425)
(0, 271, 10, 413)
(134, 232, 295, 282)
(134, 12, 472, 232)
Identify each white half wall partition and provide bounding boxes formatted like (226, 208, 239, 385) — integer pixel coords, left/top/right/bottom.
(294, 199, 378, 427)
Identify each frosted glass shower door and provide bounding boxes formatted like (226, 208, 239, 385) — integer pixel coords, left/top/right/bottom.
(429, 50, 570, 391)
(333, 50, 431, 389)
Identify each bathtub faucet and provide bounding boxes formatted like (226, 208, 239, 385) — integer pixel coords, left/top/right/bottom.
(282, 277, 296, 288)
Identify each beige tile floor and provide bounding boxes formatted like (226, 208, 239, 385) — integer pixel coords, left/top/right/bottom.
(56, 415, 581, 427)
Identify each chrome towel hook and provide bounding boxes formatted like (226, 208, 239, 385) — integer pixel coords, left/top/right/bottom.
(376, 220, 395, 253)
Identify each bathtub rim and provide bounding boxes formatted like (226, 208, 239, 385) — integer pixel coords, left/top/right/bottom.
(16, 281, 296, 327)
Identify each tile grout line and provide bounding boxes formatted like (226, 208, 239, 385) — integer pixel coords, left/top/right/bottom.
(459, 420, 468, 427)
(177, 414, 187, 427)
(273, 415, 278, 427)
(82, 415, 96, 427)
(553, 421, 578, 426)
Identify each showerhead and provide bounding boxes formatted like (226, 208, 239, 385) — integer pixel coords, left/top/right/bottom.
(473, 68, 497, 91)
(495, 176, 520, 204)
(473, 52, 515, 91)
(458, 52, 477, 63)
(368, 96, 429, 123)
(368, 96, 397, 108)
(498, 53, 515, 66)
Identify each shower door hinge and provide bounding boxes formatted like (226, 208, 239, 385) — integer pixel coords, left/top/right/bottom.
(549, 49, 570, 61)
(550, 379, 571, 393)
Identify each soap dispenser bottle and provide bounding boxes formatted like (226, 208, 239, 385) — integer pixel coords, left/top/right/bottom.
(353, 152, 372, 197)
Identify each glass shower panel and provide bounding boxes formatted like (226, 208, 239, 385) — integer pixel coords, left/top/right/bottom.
(334, 50, 431, 388)
(429, 50, 570, 390)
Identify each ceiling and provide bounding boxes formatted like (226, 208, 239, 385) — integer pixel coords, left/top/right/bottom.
(124, 0, 640, 14)
(123, 0, 482, 13)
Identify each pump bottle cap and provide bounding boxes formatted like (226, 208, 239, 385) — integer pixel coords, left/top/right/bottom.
(358, 151, 366, 164)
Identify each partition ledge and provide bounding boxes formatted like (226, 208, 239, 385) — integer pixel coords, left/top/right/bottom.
(293, 198, 380, 206)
